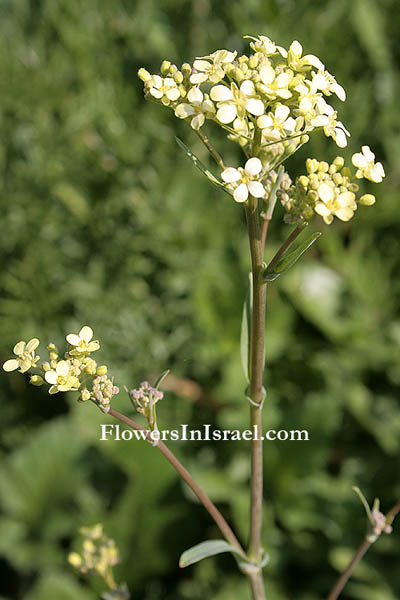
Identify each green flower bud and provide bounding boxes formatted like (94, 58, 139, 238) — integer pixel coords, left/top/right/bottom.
(341, 167, 351, 179)
(359, 194, 376, 206)
(238, 54, 248, 63)
(30, 375, 44, 386)
(301, 134, 309, 144)
(299, 175, 309, 188)
(173, 71, 183, 84)
(42, 361, 51, 371)
(329, 164, 338, 175)
(348, 183, 359, 192)
(181, 63, 192, 77)
(234, 68, 245, 82)
(307, 190, 319, 202)
(49, 351, 58, 361)
(303, 207, 314, 220)
(160, 60, 171, 75)
(319, 161, 329, 173)
(333, 156, 345, 169)
(179, 85, 186, 97)
(249, 54, 259, 69)
(96, 365, 108, 376)
(306, 159, 319, 174)
(137, 68, 151, 83)
(332, 173, 343, 185)
(169, 64, 178, 75)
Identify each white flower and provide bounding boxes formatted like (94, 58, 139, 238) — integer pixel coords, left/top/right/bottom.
(3, 338, 40, 373)
(258, 65, 292, 100)
(221, 157, 265, 203)
(174, 87, 215, 130)
(190, 49, 237, 84)
(147, 75, 181, 105)
(211, 81, 265, 124)
(287, 40, 325, 72)
(311, 70, 346, 101)
(245, 35, 287, 58)
(257, 104, 297, 141)
(66, 326, 100, 354)
(352, 146, 385, 183)
(315, 183, 357, 224)
(44, 360, 81, 394)
(310, 105, 350, 148)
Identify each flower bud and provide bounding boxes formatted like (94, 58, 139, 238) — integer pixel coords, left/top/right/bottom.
(319, 161, 329, 173)
(307, 190, 319, 202)
(234, 68, 245, 82)
(160, 60, 171, 75)
(348, 183, 359, 192)
(299, 175, 309, 188)
(49, 351, 58, 361)
(42, 361, 51, 371)
(96, 365, 108, 376)
(79, 389, 91, 402)
(359, 194, 376, 206)
(341, 167, 351, 179)
(332, 173, 343, 185)
(137, 68, 152, 83)
(306, 158, 319, 174)
(333, 156, 345, 169)
(249, 54, 259, 69)
(30, 375, 44, 386)
(173, 71, 183, 84)
(68, 553, 83, 568)
(181, 63, 192, 77)
(238, 54, 248, 63)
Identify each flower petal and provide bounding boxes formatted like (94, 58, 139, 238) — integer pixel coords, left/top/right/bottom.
(240, 80, 255, 96)
(245, 98, 264, 116)
(13, 341, 26, 355)
(245, 157, 262, 176)
(221, 167, 241, 183)
(26, 338, 40, 353)
(3, 359, 19, 372)
(187, 87, 203, 104)
(315, 203, 331, 217)
(66, 334, 81, 346)
(260, 65, 275, 85)
(56, 360, 70, 376)
(45, 371, 58, 384)
(335, 207, 354, 221)
(318, 183, 335, 203)
(248, 181, 265, 198)
(79, 326, 93, 342)
(210, 85, 233, 102)
(175, 104, 195, 119)
(216, 104, 237, 124)
(233, 183, 249, 203)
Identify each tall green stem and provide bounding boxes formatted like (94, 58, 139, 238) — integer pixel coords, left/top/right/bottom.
(245, 196, 267, 600)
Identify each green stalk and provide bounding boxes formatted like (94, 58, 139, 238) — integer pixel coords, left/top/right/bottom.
(245, 195, 267, 600)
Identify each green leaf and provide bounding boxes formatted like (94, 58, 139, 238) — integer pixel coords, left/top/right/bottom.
(154, 369, 170, 389)
(263, 232, 322, 282)
(179, 540, 242, 568)
(240, 273, 253, 383)
(175, 137, 231, 196)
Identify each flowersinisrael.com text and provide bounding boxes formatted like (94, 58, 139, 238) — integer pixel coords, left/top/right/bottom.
(100, 424, 310, 442)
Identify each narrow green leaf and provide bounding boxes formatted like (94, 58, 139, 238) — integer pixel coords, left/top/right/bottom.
(263, 232, 322, 282)
(175, 137, 231, 196)
(179, 540, 241, 568)
(240, 273, 253, 383)
(154, 369, 170, 389)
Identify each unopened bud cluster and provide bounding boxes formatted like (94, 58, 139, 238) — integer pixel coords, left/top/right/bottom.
(3, 326, 119, 413)
(68, 524, 129, 598)
(279, 151, 383, 225)
(130, 380, 163, 419)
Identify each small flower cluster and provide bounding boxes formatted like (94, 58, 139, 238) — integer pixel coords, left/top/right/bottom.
(2, 326, 119, 413)
(68, 524, 129, 599)
(371, 508, 393, 537)
(139, 35, 348, 159)
(129, 380, 163, 430)
(279, 148, 384, 225)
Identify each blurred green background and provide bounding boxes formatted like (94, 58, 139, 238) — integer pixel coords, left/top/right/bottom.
(0, 0, 399, 599)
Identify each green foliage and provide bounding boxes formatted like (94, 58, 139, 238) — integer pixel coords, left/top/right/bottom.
(0, 0, 399, 599)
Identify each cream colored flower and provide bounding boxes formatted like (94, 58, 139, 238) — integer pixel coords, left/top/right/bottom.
(221, 157, 265, 203)
(147, 75, 181, 105)
(3, 338, 40, 373)
(190, 49, 237, 84)
(211, 81, 265, 124)
(352, 146, 385, 183)
(311, 70, 346, 101)
(245, 35, 287, 58)
(258, 65, 292, 100)
(315, 183, 357, 224)
(66, 326, 100, 354)
(44, 360, 80, 394)
(287, 40, 325, 72)
(174, 87, 215, 130)
(257, 104, 297, 141)
(310, 105, 350, 148)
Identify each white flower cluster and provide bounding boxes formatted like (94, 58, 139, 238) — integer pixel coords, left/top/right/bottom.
(2, 326, 119, 412)
(279, 150, 385, 225)
(138, 35, 348, 153)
